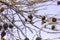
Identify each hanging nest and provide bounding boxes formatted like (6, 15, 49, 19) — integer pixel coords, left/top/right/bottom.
(9, 24, 13, 29)
(1, 31, 6, 38)
(3, 23, 8, 30)
(24, 37, 29, 40)
(51, 25, 55, 30)
(0, 24, 2, 30)
(0, 6, 4, 13)
(28, 14, 33, 19)
(52, 17, 57, 22)
(36, 37, 41, 40)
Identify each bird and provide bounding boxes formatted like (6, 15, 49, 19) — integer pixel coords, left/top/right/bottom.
(1, 31, 6, 38)
(52, 17, 57, 22)
(9, 24, 13, 29)
(3, 23, 8, 30)
(0, 6, 4, 13)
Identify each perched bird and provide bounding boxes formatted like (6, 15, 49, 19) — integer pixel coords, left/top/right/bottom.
(1, 31, 6, 38)
(52, 17, 57, 22)
(0, 6, 4, 13)
(3, 23, 8, 30)
(42, 16, 45, 21)
(9, 24, 13, 29)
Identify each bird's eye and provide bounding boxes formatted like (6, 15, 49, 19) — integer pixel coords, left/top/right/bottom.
(3, 23, 8, 30)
